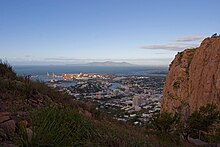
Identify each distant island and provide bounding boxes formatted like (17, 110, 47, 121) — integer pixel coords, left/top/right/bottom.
(84, 61, 136, 66)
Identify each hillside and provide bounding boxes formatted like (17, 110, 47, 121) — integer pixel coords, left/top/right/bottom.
(0, 61, 152, 146)
(161, 35, 220, 117)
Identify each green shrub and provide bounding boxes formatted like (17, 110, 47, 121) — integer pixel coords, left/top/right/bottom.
(173, 81, 180, 89)
(146, 112, 184, 146)
(185, 104, 220, 140)
(147, 112, 182, 133)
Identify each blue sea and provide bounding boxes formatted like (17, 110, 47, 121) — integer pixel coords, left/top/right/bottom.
(14, 65, 168, 77)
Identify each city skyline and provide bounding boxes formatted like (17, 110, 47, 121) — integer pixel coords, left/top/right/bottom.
(0, 0, 219, 66)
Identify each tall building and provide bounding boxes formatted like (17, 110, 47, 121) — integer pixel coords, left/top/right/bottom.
(132, 95, 141, 107)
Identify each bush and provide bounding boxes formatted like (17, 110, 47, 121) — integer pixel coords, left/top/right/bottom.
(146, 112, 183, 146)
(147, 112, 181, 134)
(185, 104, 220, 140)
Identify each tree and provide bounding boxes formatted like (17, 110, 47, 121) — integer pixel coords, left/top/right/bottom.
(147, 112, 181, 134)
(184, 104, 220, 140)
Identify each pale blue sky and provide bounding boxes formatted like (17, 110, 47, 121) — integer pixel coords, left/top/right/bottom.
(0, 0, 219, 66)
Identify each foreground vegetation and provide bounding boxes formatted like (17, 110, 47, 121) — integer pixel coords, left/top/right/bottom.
(13, 106, 147, 146)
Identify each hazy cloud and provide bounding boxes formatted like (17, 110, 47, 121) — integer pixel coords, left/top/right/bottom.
(44, 58, 76, 61)
(140, 35, 205, 51)
(154, 52, 170, 54)
(140, 43, 198, 51)
(45, 57, 103, 61)
(175, 36, 205, 42)
(24, 55, 32, 58)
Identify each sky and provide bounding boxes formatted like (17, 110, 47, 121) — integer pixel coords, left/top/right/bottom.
(0, 0, 220, 66)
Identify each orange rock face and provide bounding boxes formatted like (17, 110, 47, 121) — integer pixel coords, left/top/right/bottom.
(161, 36, 220, 117)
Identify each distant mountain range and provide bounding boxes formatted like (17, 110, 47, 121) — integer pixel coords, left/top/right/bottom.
(85, 61, 136, 66)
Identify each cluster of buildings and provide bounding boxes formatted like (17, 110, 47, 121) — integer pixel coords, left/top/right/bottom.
(47, 73, 165, 126)
(61, 73, 114, 81)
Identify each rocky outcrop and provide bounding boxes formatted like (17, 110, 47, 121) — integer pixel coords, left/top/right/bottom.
(0, 111, 32, 146)
(161, 36, 220, 117)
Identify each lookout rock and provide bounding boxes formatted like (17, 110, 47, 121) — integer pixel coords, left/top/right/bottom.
(161, 36, 220, 117)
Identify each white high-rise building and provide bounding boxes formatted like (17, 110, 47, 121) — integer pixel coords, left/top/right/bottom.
(132, 95, 141, 107)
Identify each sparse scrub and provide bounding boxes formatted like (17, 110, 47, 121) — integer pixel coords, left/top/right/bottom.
(26, 106, 148, 147)
(24, 75, 32, 99)
(0, 59, 16, 79)
(30, 106, 98, 146)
